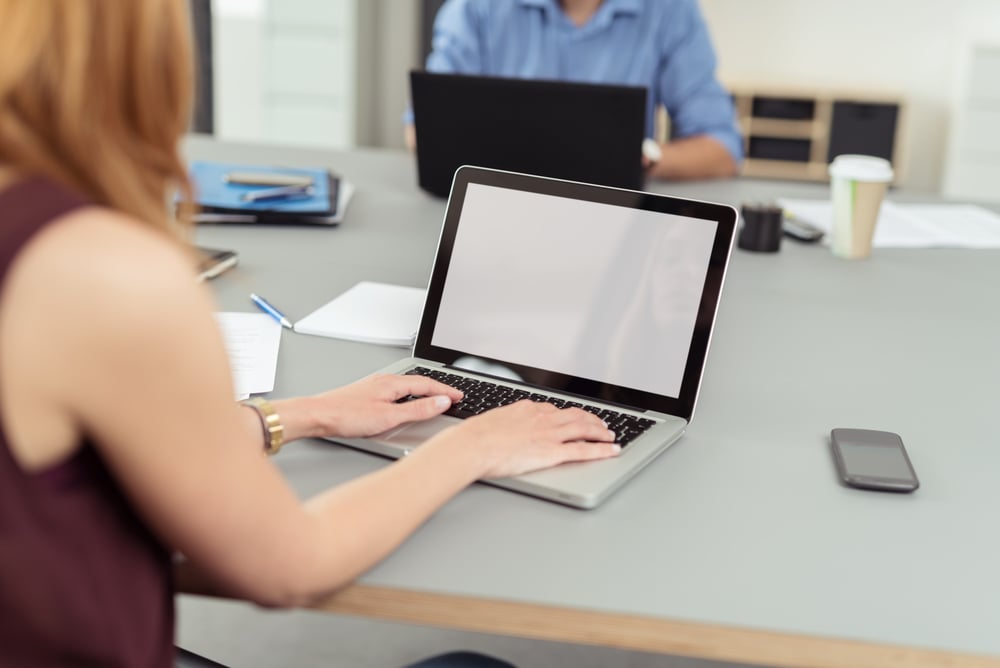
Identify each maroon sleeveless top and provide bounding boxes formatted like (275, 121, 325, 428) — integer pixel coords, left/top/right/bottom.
(0, 178, 174, 666)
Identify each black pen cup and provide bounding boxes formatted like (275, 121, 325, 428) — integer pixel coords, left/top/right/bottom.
(738, 203, 783, 253)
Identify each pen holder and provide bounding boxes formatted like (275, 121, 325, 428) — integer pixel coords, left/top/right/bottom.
(738, 203, 783, 253)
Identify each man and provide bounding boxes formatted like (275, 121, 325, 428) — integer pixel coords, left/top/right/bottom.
(409, 0, 742, 180)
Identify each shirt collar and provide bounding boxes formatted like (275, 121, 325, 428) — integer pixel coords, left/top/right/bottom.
(517, 0, 642, 19)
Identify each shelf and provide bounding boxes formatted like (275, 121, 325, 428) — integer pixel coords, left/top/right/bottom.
(744, 118, 821, 139)
(729, 86, 903, 183)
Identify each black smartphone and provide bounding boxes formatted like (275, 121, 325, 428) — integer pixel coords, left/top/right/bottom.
(195, 246, 238, 282)
(830, 428, 919, 492)
(782, 215, 824, 243)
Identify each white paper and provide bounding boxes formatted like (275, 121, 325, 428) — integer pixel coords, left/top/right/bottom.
(777, 199, 1000, 248)
(294, 281, 426, 347)
(215, 313, 282, 399)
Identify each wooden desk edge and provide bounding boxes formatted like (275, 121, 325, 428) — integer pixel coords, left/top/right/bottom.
(293, 584, 996, 668)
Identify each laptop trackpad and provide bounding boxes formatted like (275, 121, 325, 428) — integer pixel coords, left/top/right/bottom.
(381, 415, 461, 449)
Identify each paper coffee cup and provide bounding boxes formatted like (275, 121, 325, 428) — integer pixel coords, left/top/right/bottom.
(828, 155, 894, 259)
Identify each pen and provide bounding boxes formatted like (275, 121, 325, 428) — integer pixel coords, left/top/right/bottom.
(226, 171, 314, 187)
(250, 293, 293, 329)
(241, 184, 315, 203)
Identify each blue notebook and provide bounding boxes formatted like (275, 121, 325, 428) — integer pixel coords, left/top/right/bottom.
(190, 161, 341, 224)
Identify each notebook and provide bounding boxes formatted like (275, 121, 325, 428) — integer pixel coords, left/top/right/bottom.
(188, 161, 352, 225)
(332, 167, 736, 508)
(410, 71, 647, 198)
(295, 282, 425, 347)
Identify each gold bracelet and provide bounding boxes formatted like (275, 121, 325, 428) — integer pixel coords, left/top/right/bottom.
(241, 397, 284, 455)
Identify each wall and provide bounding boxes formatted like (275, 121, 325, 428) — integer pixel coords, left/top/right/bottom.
(356, 1, 420, 149)
(214, 0, 416, 150)
(213, 0, 358, 149)
(700, 0, 1000, 192)
(214, 0, 265, 142)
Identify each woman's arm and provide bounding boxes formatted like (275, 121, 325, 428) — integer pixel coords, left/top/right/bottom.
(20, 208, 617, 607)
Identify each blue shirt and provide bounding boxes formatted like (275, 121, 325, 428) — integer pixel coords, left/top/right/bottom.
(423, 0, 742, 163)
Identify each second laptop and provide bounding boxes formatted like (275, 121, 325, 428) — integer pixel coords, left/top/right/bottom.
(410, 71, 648, 197)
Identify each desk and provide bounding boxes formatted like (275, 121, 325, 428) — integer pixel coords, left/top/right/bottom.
(185, 136, 1000, 668)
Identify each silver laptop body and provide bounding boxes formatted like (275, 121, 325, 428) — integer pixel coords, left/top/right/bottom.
(333, 167, 737, 509)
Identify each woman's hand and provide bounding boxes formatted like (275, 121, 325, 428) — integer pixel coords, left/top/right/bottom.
(278, 374, 464, 441)
(429, 400, 621, 479)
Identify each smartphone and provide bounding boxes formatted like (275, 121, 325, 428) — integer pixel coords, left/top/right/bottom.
(195, 246, 238, 282)
(830, 428, 919, 492)
(782, 215, 824, 243)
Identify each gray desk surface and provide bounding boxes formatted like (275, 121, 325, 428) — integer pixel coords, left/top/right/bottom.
(186, 136, 1000, 668)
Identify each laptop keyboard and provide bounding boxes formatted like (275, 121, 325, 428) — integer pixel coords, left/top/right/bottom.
(403, 366, 655, 447)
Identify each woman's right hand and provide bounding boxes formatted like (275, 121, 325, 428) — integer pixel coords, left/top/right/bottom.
(431, 400, 621, 480)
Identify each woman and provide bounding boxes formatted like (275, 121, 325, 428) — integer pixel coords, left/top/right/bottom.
(0, 2, 620, 666)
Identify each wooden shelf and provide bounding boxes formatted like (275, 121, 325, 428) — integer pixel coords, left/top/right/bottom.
(729, 86, 904, 183)
(744, 118, 821, 139)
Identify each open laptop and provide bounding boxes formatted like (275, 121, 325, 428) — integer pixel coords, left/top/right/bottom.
(410, 71, 647, 198)
(333, 167, 737, 509)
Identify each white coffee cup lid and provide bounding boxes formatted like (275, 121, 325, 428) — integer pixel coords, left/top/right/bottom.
(829, 154, 894, 182)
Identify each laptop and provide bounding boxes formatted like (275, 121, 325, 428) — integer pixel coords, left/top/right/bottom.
(410, 71, 647, 198)
(333, 167, 737, 509)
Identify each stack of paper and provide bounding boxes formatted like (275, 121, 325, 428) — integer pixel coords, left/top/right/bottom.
(294, 281, 426, 347)
(777, 199, 1000, 248)
(214, 313, 282, 400)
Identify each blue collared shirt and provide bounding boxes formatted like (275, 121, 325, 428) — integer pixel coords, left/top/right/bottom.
(423, 0, 743, 163)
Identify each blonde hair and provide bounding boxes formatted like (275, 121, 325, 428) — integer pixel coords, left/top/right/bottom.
(0, 0, 194, 235)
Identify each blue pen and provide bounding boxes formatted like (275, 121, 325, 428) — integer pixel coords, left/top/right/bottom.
(240, 184, 315, 203)
(250, 293, 293, 329)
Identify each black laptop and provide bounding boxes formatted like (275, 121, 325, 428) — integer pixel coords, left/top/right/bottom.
(410, 71, 647, 197)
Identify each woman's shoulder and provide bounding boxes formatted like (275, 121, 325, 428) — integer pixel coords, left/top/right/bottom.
(10, 205, 203, 345)
(33, 206, 191, 289)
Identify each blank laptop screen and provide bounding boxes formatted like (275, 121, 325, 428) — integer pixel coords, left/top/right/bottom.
(430, 183, 718, 399)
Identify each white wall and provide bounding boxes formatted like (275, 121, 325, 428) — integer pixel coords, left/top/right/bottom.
(213, 0, 265, 142)
(213, 0, 414, 150)
(213, 0, 357, 149)
(701, 0, 1000, 191)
